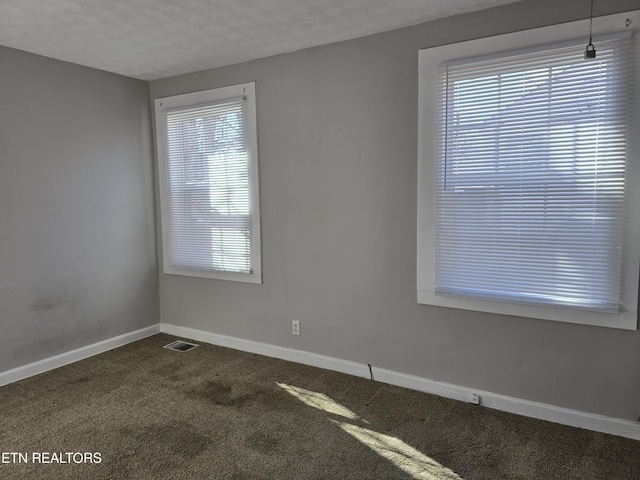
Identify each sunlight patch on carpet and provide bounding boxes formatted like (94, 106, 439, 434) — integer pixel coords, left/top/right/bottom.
(276, 383, 359, 420)
(278, 382, 464, 479)
(334, 421, 464, 480)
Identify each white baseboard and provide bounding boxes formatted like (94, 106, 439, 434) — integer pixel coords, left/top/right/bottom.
(162, 323, 640, 441)
(160, 323, 370, 379)
(0, 324, 160, 387)
(370, 368, 640, 441)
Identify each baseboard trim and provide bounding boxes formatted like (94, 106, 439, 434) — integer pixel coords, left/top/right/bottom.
(370, 367, 640, 441)
(0, 324, 160, 387)
(160, 324, 370, 379)
(162, 323, 640, 441)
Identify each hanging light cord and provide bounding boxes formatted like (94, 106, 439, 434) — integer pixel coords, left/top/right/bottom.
(585, 0, 596, 59)
(589, 0, 594, 44)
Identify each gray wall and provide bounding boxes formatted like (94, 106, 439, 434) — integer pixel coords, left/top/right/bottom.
(149, 0, 640, 421)
(0, 47, 158, 371)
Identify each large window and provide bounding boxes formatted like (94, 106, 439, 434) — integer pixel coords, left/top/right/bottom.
(155, 83, 261, 283)
(418, 12, 639, 329)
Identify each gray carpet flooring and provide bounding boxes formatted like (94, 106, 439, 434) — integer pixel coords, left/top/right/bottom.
(0, 333, 638, 479)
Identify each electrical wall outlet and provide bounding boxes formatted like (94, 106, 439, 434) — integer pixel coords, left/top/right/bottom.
(292, 320, 300, 336)
(471, 393, 481, 405)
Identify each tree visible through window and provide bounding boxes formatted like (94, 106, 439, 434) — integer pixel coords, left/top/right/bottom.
(155, 83, 261, 283)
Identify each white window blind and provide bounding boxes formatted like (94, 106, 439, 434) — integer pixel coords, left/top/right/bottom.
(436, 35, 633, 312)
(156, 83, 261, 283)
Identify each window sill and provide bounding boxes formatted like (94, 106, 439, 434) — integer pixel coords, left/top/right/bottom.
(418, 289, 637, 330)
(164, 266, 262, 284)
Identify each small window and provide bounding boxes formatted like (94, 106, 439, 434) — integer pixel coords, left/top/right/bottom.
(155, 83, 261, 283)
(418, 12, 640, 329)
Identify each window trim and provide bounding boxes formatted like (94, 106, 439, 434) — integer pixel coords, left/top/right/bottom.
(417, 11, 640, 330)
(155, 82, 262, 284)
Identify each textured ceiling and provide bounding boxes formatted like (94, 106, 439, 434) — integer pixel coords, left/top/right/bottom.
(0, 0, 523, 80)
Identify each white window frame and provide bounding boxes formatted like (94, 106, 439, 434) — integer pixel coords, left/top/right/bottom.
(155, 82, 262, 283)
(417, 11, 640, 330)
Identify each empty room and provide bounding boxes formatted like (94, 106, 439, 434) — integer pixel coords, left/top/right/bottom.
(1, 0, 640, 478)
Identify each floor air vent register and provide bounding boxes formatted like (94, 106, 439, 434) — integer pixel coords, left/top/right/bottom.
(163, 340, 199, 352)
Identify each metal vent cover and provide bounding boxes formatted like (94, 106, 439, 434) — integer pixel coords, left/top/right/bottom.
(163, 340, 199, 352)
